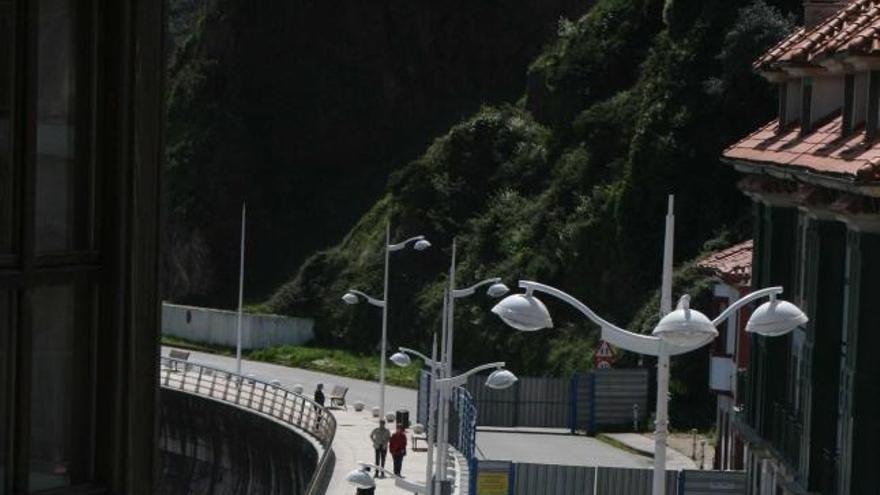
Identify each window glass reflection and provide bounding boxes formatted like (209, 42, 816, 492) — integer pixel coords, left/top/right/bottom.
(29, 284, 92, 492)
(35, 0, 88, 253)
(0, 2, 12, 255)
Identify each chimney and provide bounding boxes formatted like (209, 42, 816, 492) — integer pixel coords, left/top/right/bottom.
(804, 0, 851, 28)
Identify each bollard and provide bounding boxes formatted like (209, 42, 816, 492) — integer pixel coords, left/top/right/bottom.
(691, 428, 698, 461)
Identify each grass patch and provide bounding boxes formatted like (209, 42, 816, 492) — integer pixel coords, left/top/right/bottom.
(161, 336, 421, 389)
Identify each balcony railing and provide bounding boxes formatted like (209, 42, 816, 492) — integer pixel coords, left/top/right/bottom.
(159, 357, 336, 495)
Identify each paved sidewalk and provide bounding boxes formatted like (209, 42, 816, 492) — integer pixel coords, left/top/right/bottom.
(604, 433, 697, 470)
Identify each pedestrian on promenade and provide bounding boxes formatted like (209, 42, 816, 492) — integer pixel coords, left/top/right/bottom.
(314, 384, 325, 430)
(370, 420, 391, 478)
(389, 423, 407, 477)
(313, 383, 325, 406)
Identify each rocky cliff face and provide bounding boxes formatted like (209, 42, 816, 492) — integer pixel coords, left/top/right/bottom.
(164, 0, 591, 305)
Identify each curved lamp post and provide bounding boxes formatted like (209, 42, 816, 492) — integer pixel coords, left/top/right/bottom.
(342, 222, 430, 418)
(438, 242, 509, 493)
(393, 349, 517, 495)
(491, 281, 806, 495)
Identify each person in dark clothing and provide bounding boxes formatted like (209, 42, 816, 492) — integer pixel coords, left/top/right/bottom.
(389, 423, 407, 476)
(314, 384, 325, 430)
(314, 383, 325, 406)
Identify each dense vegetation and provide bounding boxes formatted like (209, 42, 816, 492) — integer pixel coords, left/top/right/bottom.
(163, 0, 590, 305)
(263, 0, 800, 426)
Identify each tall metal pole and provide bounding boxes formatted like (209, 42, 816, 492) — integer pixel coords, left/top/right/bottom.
(438, 239, 457, 489)
(236, 202, 246, 375)
(435, 289, 449, 493)
(426, 334, 438, 495)
(652, 195, 674, 495)
(380, 221, 391, 417)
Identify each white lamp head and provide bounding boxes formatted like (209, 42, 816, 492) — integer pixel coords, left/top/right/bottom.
(746, 299, 808, 337)
(390, 352, 412, 367)
(491, 293, 553, 331)
(345, 468, 375, 489)
(485, 369, 518, 390)
(652, 295, 718, 348)
(486, 283, 510, 298)
(342, 292, 359, 305)
(414, 239, 431, 251)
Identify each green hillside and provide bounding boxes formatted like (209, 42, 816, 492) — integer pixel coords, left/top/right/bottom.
(264, 0, 799, 426)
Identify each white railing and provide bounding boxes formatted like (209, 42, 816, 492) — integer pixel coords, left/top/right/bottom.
(159, 357, 336, 495)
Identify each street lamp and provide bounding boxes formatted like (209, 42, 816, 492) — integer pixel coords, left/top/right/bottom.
(342, 222, 430, 418)
(492, 282, 806, 494)
(437, 241, 509, 494)
(392, 347, 517, 495)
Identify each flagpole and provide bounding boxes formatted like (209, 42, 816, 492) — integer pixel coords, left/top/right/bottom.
(236, 202, 246, 375)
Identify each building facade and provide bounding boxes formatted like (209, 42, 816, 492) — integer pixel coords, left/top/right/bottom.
(723, 1, 880, 493)
(0, 1, 164, 493)
(697, 240, 753, 472)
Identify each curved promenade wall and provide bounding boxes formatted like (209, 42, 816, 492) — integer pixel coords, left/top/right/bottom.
(156, 358, 335, 495)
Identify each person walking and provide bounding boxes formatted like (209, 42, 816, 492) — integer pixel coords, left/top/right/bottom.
(313, 383, 325, 406)
(389, 423, 407, 477)
(370, 420, 391, 478)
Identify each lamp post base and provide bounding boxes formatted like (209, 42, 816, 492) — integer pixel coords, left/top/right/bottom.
(432, 478, 453, 495)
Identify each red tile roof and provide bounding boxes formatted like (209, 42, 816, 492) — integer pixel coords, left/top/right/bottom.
(697, 240, 753, 287)
(723, 114, 880, 182)
(755, 0, 880, 72)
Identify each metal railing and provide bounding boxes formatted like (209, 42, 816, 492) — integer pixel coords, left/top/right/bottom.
(159, 357, 336, 495)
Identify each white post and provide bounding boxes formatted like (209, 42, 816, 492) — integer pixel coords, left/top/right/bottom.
(436, 290, 449, 492)
(235, 202, 246, 375)
(426, 334, 438, 495)
(653, 195, 674, 495)
(380, 221, 391, 417)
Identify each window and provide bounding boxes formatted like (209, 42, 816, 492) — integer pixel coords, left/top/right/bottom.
(843, 74, 854, 136)
(35, 0, 93, 254)
(866, 70, 880, 140)
(800, 77, 813, 136)
(777, 82, 787, 132)
(29, 283, 95, 492)
(0, 1, 12, 257)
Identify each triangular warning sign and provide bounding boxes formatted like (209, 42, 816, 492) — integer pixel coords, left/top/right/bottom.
(595, 340, 615, 358)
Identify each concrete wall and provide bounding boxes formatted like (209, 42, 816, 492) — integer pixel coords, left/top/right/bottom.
(162, 302, 314, 349)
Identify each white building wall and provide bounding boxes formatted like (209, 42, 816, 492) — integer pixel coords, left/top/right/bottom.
(811, 75, 843, 126)
(161, 302, 315, 349)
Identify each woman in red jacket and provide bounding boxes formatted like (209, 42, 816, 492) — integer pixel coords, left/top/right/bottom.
(389, 423, 407, 476)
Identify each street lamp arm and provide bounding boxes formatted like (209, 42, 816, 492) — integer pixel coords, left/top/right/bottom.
(436, 362, 505, 388)
(388, 235, 426, 252)
(518, 281, 665, 356)
(710, 286, 783, 327)
(398, 347, 437, 367)
(346, 289, 386, 308)
(452, 277, 502, 298)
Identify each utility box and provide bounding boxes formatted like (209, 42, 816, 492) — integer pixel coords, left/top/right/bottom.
(395, 409, 410, 429)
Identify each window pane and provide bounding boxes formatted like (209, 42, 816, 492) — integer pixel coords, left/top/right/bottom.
(0, 291, 10, 494)
(0, 2, 12, 255)
(35, 0, 89, 253)
(29, 284, 92, 491)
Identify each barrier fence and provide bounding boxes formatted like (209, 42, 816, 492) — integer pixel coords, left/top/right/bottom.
(472, 460, 746, 495)
(418, 368, 649, 435)
(159, 357, 336, 495)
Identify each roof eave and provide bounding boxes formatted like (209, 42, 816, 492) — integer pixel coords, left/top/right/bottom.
(721, 156, 880, 198)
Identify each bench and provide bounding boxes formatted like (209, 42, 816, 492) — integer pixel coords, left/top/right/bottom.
(411, 431, 428, 452)
(168, 349, 191, 371)
(329, 385, 349, 410)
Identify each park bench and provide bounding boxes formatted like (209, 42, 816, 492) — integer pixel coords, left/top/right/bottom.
(168, 349, 191, 371)
(329, 385, 349, 410)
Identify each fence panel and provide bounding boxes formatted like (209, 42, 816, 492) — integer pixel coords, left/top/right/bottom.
(514, 463, 595, 495)
(679, 470, 746, 495)
(595, 467, 677, 495)
(466, 374, 518, 427)
(576, 369, 649, 433)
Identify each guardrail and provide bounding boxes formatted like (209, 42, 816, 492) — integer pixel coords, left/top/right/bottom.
(159, 357, 336, 495)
